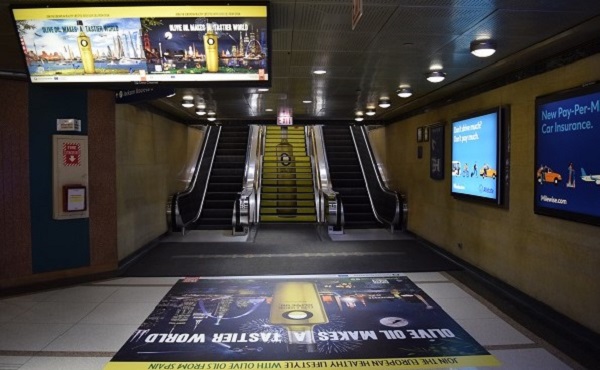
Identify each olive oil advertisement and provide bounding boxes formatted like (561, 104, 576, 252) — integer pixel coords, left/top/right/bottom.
(105, 274, 499, 369)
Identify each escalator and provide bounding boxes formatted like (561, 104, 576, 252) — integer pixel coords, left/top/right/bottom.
(322, 125, 381, 228)
(189, 124, 250, 230)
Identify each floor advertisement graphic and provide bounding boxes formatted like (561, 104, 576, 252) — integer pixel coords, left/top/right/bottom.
(105, 273, 500, 369)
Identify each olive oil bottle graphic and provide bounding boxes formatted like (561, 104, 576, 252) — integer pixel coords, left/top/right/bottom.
(76, 20, 95, 74)
(275, 127, 297, 215)
(203, 23, 219, 72)
(270, 282, 328, 352)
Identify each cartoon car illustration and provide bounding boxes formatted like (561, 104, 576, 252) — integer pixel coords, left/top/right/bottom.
(480, 165, 496, 179)
(537, 166, 562, 185)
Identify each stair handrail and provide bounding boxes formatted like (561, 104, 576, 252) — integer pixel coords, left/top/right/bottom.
(233, 125, 260, 235)
(310, 125, 344, 234)
(256, 125, 267, 222)
(167, 125, 221, 233)
(349, 125, 403, 232)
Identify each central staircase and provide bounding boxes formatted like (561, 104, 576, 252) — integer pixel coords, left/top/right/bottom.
(260, 126, 317, 223)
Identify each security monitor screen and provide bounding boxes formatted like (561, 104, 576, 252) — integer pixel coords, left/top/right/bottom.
(535, 83, 600, 225)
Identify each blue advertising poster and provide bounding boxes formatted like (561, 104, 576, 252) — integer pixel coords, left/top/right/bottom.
(451, 111, 500, 202)
(104, 274, 499, 370)
(535, 87, 600, 223)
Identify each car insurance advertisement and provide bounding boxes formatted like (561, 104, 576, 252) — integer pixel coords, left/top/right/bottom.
(451, 111, 500, 201)
(535, 87, 600, 222)
(104, 274, 499, 370)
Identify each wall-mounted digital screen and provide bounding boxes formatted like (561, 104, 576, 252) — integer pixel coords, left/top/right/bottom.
(451, 107, 503, 204)
(535, 83, 600, 226)
(10, 2, 271, 87)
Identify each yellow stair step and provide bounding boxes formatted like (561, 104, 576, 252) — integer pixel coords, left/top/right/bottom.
(260, 215, 317, 222)
(260, 207, 316, 215)
(261, 193, 314, 200)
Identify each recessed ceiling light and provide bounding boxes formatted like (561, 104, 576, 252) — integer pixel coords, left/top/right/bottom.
(302, 100, 312, 104)
(355, 116, 364, 122)
(182, 95, 194, 100)
(426, 71, 446, 83)
(166, 92, 176, 98)
(265, 108, 273, 112)
(181, 99, 194, 108)
(195, 109, 206, 116)
(470, 39, 497, 57)
(207, 117, 216, 121)
(258, 88, 269, 92)
(207, 110, 216, 116)
(366, 108, 376, 116)
(313, 69, 327, 75)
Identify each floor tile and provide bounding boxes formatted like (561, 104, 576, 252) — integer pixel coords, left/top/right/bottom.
(20, 356, 112, 370)
(489, 348, 575, 370)
(43, 323, 139, 352)
(455, 317, 534, 346)
(42, 286, 120, 303)
(80, 302, 157, 325)
(434, 296, 498, 320)
(0, 355, 30, 367)
(417, 282, 473, 299)
(11, 301, 99, 324)
(0, 322, 72, 351)
(0, 300, 38, 323)
(104, 286, 172, 303)
(404, 272, 448, 282)
(92, 277, 181, 286)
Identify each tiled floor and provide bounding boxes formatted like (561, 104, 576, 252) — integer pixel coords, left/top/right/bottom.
(0, 272, 582, 370)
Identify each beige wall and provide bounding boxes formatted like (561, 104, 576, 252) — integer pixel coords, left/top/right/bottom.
(385, 54, 600, 334)
(116, 105, 204, 260)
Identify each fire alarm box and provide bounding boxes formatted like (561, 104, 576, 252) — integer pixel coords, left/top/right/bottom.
(53, 135, 88, 220)
(63, 185, 87, 212)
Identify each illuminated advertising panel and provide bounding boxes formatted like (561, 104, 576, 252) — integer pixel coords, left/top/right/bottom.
(535, 83, 600, 225)
(10, 3, 271, 87)
(450, 107, 504, 204)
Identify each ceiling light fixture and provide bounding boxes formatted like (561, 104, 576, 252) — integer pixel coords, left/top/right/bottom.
(313, 69, 327, 75)
(426, 71, 446, 83)
(166, 92, 176, 98)
(265, 108, 273, 112)
(397, 87, 413, 98)
(195, 109, 206, 116)
(378, 98, 391, 108)
(302, 100, 312, 104)
(470, 39, 497, 58)
(366, 108, 376, 116)
(207, 110, 216, 116)
(181, 98, 194, 108)
(258, 88, 269, 92)
(207, 117, 216, 121)
(355, 116, 364, 122)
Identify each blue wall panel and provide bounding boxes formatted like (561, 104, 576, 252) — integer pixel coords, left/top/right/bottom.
(29, 86, 90, 273)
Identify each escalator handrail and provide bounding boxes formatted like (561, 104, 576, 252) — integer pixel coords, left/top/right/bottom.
(171, 125, 222, 231)
(310, 125, 344, 231)
(349, 125, 400, 228)
(233, 125, 260, 234)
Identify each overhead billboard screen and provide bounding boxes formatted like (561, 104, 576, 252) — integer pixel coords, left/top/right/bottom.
(535, 83, 600, 225)
(450, 108, 503, 204)
(10, 3, 271, 87)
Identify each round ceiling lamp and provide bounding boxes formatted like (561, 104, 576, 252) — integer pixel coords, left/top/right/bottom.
(378, 98, 391, 108)
(426, 71, 446, 83)
(470, 40, 497, 58)
(397, 87, 413, 98)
